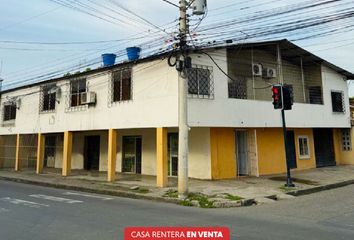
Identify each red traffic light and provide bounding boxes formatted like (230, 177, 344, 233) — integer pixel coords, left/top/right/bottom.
(272, 85, 282, 109)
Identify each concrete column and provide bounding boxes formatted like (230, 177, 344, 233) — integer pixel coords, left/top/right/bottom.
(62, 131, 73, 177)
(36, 133, 45, 174)
(107, 129, 117, 182)
(15, 134, 21, 171)
(156, 127, 168, 187)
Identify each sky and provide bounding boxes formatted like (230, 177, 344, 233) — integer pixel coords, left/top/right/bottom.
(0, 0, 354, 95)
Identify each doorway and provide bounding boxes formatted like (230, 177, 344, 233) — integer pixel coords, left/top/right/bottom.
(168, 133, 178, 176)
(236, 131, 248, 176)
(44, 135, 56, 168)
(122, 136, 142, 174)
(84, 135, 100, 171)
(286, 131, 297, 169)
(313, 128, 336, 167)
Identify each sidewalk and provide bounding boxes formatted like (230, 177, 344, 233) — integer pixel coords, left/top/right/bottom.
(0, 165, 353, 208)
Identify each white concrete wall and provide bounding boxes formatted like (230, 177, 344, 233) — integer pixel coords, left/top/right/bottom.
(52, 131, 108, 170)
(0, 59, 179, 135)
(43, 127, 212, 179)
(116, 128, 156, 175)
(0, 50, 350, 134)
(188, 49, 351, 128)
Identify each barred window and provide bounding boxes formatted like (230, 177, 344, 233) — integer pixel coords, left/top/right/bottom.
(40, 84, 56, 112)
(112, 68, 132, 102)
(228, 76, 247, 99)
(308, 86, 323, 104)
(298, 136, 310, 159)
(70, 78, 87, 107)
(341, 129, 352, 151)
(186, 65, 214, 99)
(3, 103, 16, 121)
(331, 91, 345, 113)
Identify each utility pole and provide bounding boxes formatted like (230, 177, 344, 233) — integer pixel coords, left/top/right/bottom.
(178, 0, 189, 197)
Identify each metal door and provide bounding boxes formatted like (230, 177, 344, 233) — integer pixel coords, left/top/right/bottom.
(84, 136, 100, 171)
(236, 131, 248, 176)
(313, 129, 336, 167)
(168, 133, 178, 176)
(286, 131, 297, 169)
(122, 136, 142, 174)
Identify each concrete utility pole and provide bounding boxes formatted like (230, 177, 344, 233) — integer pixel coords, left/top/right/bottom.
(178, 0, 189, 198)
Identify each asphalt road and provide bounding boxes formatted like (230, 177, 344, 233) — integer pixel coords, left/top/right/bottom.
(0, 180, 353, 240)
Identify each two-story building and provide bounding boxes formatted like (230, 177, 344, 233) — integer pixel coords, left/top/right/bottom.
(0, 39, 353, 187)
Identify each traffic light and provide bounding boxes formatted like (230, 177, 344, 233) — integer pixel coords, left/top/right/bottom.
(271, 85, 294, 110)
(272, 85, 282, 109)
(282, 85, 294, 110)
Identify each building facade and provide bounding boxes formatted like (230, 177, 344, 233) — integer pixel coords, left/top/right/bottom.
(0, 40, 353, 187)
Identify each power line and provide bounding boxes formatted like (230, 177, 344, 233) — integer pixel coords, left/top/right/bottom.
(161, 0, 179, 8)
(0, 6, 62, 31)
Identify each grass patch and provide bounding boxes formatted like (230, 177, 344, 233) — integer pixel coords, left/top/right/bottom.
(187, 192, 215, 208)
(279, 185, 296, 192)
(224, 194, 243, 201)
(163, 189, 178, 198)
(178, 200, 194, 207)
(135, 187, 150, 194)
(165, 191, 215, 208)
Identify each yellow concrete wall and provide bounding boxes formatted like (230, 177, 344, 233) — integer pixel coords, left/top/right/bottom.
(293, 129, 316, 170)
(257, 128, 286, 175)
(257, 128, 316, 175)
(335, 128, 354, 165)
(210, 128, 236, 179)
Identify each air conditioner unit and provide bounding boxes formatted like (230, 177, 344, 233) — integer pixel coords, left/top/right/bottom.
(263, 67, 277, 78)
(80, 92, 96, 105)
(252, 64, 263, 77)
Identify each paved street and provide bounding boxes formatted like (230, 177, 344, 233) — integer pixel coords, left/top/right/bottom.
(0, 180, 353, 240)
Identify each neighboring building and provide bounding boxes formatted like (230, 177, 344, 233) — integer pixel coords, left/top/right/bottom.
(336, 98, 354, 165)
(0, 39, 353, 187)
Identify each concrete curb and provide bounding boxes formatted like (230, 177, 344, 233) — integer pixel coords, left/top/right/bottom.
(0, 176, 180, 205)
(0, 175, 257, 208)
(286, 179, 354, 196)
(2, 174, 353, 208)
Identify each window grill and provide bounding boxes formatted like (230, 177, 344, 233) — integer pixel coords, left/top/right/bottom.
(70, 78, 87, 107)
(331, 91, 345, 113)
(110, 68, 132, 104)
(65, 78, 88, 112)
(3, 102, 16, 122)
(39, 84, 56, 113)
(228, 76, 247, 99)
(308, 86, 323, 104)
(186, 65, 214, 99)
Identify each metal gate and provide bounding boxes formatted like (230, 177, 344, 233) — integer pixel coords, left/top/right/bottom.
(313, 128, 336, 167)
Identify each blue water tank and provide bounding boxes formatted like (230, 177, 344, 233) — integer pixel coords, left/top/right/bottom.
(126, 47, 141, 61)
(102, 53, 116, 67)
